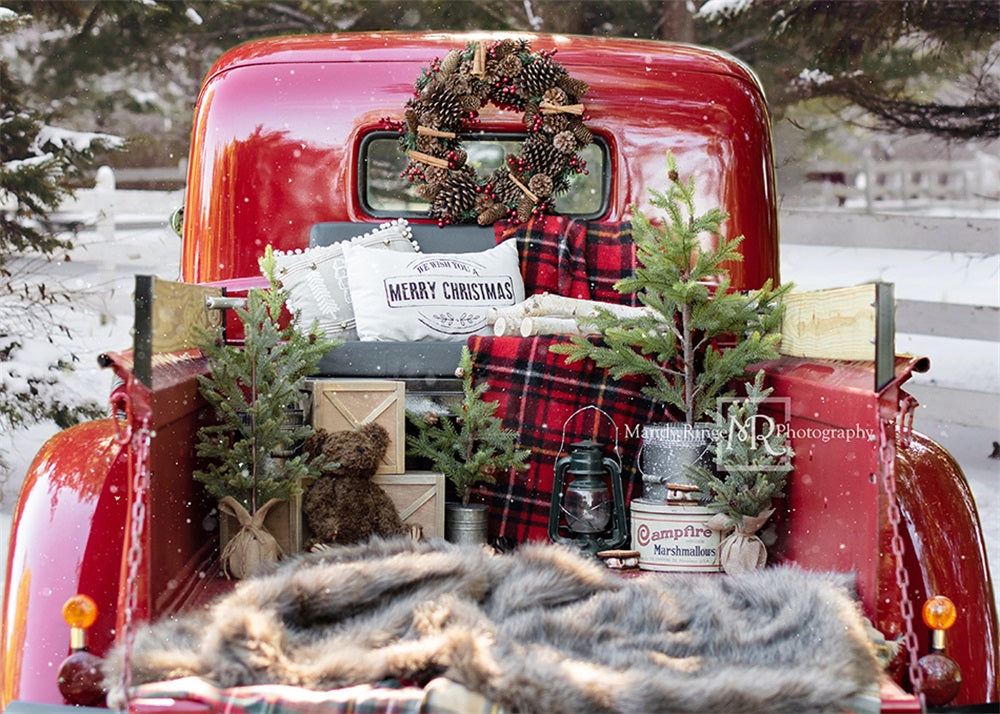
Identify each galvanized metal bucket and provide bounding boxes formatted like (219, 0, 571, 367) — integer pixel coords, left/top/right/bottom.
(445, 503, 488, 545)
(637, 422, 716, 501)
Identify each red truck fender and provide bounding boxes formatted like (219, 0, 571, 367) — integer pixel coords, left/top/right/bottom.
(1, 421, 129, 709)
(895, 430, 1000, 705)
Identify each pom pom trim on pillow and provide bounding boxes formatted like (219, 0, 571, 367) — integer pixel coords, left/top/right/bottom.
(271, 219, 417, 339)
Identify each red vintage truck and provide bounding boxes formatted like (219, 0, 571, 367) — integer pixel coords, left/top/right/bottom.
(2, 31, 997, 713)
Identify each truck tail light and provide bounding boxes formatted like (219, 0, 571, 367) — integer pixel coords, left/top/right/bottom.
(56, 594, 106, 706)
(917, 595, 962, 706)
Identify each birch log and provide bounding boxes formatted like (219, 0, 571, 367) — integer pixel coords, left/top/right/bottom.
(520, 317, 599, 337)
(489, 294, 659, 324)
(492, 316, 521, 336)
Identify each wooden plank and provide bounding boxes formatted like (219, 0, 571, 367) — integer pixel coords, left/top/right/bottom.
(897, 300, 1000, 341)
(779, 284, 877, 361)
(133, 275, 222, 386)
(780, 209, 999, 254)
(150, 277, 223, 353)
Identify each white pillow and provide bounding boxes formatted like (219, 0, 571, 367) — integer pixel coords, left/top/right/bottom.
(343, 239, 525, 341)
(270, 219, 416, 340)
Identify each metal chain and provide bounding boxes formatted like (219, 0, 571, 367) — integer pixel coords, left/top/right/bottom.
(880, 402, 925, 709)
(114, 388, 151, 711)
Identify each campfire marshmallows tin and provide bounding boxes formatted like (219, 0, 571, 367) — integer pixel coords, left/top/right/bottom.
(630, 498, 722, 572)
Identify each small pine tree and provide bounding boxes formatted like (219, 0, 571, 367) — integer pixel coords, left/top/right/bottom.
(194, 247, 340, 514)
(406, 346, 529, 506)
(553, 152, 791, 424)
(685, 371, 794, 528)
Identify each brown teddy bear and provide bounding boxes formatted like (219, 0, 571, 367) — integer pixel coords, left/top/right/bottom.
(301, 422, 406, 545)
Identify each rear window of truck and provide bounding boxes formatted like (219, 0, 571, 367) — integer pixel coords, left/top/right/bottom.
(360, 132, 609, 219)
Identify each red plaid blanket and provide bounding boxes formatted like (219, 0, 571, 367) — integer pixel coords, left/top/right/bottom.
(495, 214, 640, 305)
(472, 216, 660, 544)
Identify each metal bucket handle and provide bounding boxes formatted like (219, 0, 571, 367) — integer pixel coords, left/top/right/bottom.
(556, 405, 622, 471)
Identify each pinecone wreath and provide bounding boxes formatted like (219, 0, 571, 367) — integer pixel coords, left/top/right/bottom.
(395, 40, 594, 226)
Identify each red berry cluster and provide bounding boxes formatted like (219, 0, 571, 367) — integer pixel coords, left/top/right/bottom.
(400, 164, 427, 182)
(568, 155, 589, 176)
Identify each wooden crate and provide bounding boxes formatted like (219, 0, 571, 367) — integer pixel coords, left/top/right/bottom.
(312, 380, 406, 474)
(372, 471, 446, 539)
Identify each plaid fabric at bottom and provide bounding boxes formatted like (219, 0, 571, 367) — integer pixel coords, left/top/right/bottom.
(130, 676, 506, 714)
(467, 335, 663, 544)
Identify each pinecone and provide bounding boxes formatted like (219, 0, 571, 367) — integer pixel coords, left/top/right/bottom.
(416, 134, 440, 153)
(448, 148, 468, 169)
(528, 173, 554, 198)
(557, 76, 590, 100)
(422, 411, 441, 426)
(415, 183, 441, 201)
(477, 202, 508, 226)
(430, 170, 479, 220)
(492, 39, 525, 60)
(538, 152, 569, 181)
(404, 106, 419, 134)
(474, 191, 495, 214)
(424, 165, 450, 185)
(521, 134, 563, 174)
(542, 113, 568, 135)
(423, 84, 464, 129)
(523, 102, 540, 128)
(460, 93, 483, 113)
(490, 169, 521, 206)
(438, 49, 462, 78)
(518, 56, 567, 98)
(419, 110, 441, 128)
(542, 87, 568, 105)
(516, 195, 537, 222)
(553, 130, 577, 154)
(446, 74, 471, 97)
(568, 119, 594, 147)
(497, 54, 523, 78)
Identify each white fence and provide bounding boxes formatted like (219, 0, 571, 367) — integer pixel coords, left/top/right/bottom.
(780, 209, 998, 429)
(798, 156, 1000, 212)
(51, 166, 183, 231)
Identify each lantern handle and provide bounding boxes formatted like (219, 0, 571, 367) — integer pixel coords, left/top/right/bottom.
(556, 405, 621, 472)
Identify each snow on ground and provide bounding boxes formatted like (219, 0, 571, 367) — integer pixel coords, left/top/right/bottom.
(1, 211, 997, 610)
(0, 217, 181, 571)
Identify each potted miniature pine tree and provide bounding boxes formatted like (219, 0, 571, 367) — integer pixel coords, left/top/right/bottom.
(685, 371, 794, 574)
(553, 152, 790, 500)
(195, 247, 339, 577)
(406, 346, 530, 544)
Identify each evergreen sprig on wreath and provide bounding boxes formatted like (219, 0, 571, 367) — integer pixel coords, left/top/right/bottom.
(395, 39, 594, 226)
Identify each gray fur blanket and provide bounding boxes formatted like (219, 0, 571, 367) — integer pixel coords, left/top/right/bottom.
(105, 538, 882, 713)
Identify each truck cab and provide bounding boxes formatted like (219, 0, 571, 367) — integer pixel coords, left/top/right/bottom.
(2, 31, 996, 713)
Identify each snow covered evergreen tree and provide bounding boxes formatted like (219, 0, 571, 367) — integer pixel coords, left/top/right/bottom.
(0, 7, 123, 476)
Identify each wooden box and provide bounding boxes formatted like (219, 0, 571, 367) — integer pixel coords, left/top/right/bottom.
(312, 379, 406, 474)
(372, 471, 446, 539)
